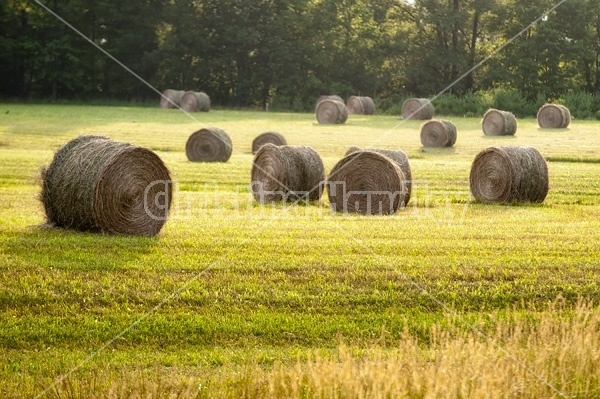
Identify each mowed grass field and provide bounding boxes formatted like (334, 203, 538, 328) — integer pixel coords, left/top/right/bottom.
(1, 104, 600, 398)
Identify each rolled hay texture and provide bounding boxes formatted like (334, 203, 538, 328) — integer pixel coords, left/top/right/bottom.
(327, 151, 405, 215)
(345, 146, 412, 206)
(180, 91, 211, 112)
(251, 144, 325, 203)
(315, 99, 349, 124)
(420, 119, 457, 147)
(159, 89, 185, 109)
(346, 96, 376, 115)
(186, 127, 232, 162)
(537, 104, 571, 128)
(482, 109, 517, 136)
(252, 131, 288, 154)
(40, 135, 173, 236)
(469, 146, 549, 204)
(402, 98, 435, 120)
(316, 95, 344, 107)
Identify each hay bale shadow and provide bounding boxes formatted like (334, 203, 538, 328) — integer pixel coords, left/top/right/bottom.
(418, 147, 457, 155)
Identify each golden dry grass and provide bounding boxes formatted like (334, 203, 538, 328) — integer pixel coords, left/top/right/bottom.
(253, 299, 600, 399)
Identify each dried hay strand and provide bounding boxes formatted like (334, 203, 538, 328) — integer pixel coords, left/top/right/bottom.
(469, 146, 549, 204)
(346, 96, 376, 115)
(252, 131, 288, 154)
(482, 109, 517, 136)
(537, 104, 571, 128)
(159, 89, 185, 109)
(420, 119, 457, 147)
(315, 99, 348, 124)
(327, 151, 405, 215)
(186, 127, 232, 162)
(251, 144, 325, 203)
(180, 91, 211, 112)
(402, 98, 434, 120)
(345, 146, 412, 206)
(40, 135, 173, 236)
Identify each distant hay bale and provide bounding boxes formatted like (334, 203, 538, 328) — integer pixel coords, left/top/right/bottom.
(345, 146, 412, 206)
(186, 127, 232, 162)
(420, 119, 457, 147)
(469, 146, 549, 204)
(251, 144, 325, 202)
(315, 99, 348, 124)
(159, 89, 185, 109)
(537, 104, 571, 128)
(180, 91, 211, 112)
(252, 131, 287, 154)
(347, 96, 376, 115)
(402, 98, 434, 120)
(482, 109, 517, 136)
(40, 135, 172, 236)
(327, 151, 405, 215)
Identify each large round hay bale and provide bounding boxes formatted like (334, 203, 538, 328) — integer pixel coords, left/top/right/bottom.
(537, 104, 571, 128)
(159, 89, 185, 109)
(252, 131, 287, 154)
(346, 96, 376, 115)
(327, 151, 405, 215)
(469, 146, 549, 204)
(482, 109, 517, 136)
(402, 98, 434, 120)
(420, 119, 457, 147)
(251, 144, 325, 203)
(345, 146, 412, 206)
(186, 127, 232, 162)
(40, 135, 172, 236)
(180, 91, 211, 112)
(315, 99, 348, 124)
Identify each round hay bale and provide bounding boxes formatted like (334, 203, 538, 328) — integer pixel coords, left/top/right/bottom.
(482, 109, 517, 136)
(40, 135, 173, 236)
(159, 89, 185, 109)
(420, 119, 457, 147)
(347, 96, 376, 115)
(252, 131, 287, 154)
(469, 146, 549, 204)
(251, 144, 325, 203)
(315, 99, 348, 124)
(186, 127, 232, 162)
(180, 91, 211, 112)
(402, 98, 435, 120)
(316, 95, 344, 107)
(345, 146, 412, 206)
(327, 151, 405, 215)
(537, 104, 571, 128)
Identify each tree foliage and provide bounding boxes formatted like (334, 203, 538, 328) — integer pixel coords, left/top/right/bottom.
(1, 0, 599, 109)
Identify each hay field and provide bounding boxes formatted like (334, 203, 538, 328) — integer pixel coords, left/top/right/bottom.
(1, 104, 600, 398)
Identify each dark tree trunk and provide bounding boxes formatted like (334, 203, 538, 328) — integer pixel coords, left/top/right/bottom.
(465, 11, 479, 91)
(52, 80, 58, 102)
(450, 0, 460, 82)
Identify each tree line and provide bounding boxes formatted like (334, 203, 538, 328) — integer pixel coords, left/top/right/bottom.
(1, 0, 599, 112)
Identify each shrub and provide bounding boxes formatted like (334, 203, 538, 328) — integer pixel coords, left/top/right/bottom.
(560, 91, 595, 119)
(491, 89, 532, 118)
(433, 92, 490, 116)
(269, 94, 311, 113)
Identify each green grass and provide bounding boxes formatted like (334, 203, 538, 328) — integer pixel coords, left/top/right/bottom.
(1, 104, 600, 398)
